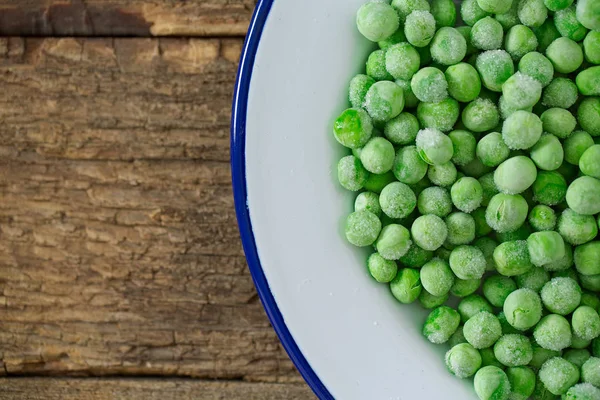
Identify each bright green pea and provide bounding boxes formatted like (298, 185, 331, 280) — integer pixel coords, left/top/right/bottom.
(422, 305, 460, 343)
(363, 171, 396, 193)
(476, 50, 515, 92)
(399, 243, 434, 268)
(420, 258, 454, 296)
(367, 49, 394, 81)
(462, 98, 500, 132)
(546, 37, 584, 74)
(430, 0, 457, 28)
(555, 6, 589, 41)
(355, 192, 382, 217)
(533, 19, 561, 54)
(584, 31, 600, 64)
(581, 274, 600, 292)
(532, 171, 567, 206)
(393, 145, 429, 185)
(349, 74, 375, 108)
(506, 367, 536, 400)
(495, 0, 520, 30)
(530, 134, 563, 172)
(378, 29, 408, 51)
(578, 97, 600, 137)
(543, 0, 573, 11)
(334, 108, 373, 149)
(575, 241, 600, 276)
(445, 63, 481, 103)
(394, 78, 419, 108)
(390, 267, 422, 304)
(528, 205, 556, 232)
(473, 207, 493, 237)
(367, 252, 398, 283)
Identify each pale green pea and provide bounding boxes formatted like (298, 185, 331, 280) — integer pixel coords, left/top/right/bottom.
(446, 212, 476, 245)
(451, 177, 483, 213)
(380, 181, 417, 219)
(404, 10, 436, 48)
(582, 357, 600, 387)
(479, 173, 500, 206)
(464, 312, 503, 350)
(506, 367, 536, 400)
(494, 240, 534, 276)
(476, 50, 514, 92)
(429, 27, 467, 66)
(534, 315, 573, 351)
(360, 137, 395, 174)
(515, 267, 550, 292)
(563, 383, 600, 400)
(445, 343, 482, 378)
(367, 49, 394, 81)
(462, 98, 500, 133)
(539, 357, 580, 395)
(480, 347, 504, 369)
(572, 306, 600, 341)
(483, 275, 516, 307)
(411, 67, 448, 103)
(528, 205, 556, 232)
(540, 277, 582, 315)
(427, 161, 457, 187)
(581, 274, 600, 292)
(542, 77, 578, 109)
(566, 176, 600, 216)
(384, 112, 420, 145)
(345, 210, 382, 247)
(365, 81, 405, 122)
(355, 192, 382, 217)
(378, 29, 408, 51)
(546, 37, 583, 74)
(517, 0, 548, 28)
(391, 0, 431, 23)
(504, 24, 538, 60)
(527, 231, 565, 267)
(461, 0, 491, 26)
(411, 214, 448, 251)
(475, 237, 498, 271)
(577, 0, 600, 31)
(575, 241, 600, 276)
(430, 0, 457, 28)
(367, 252, 398, 283)
(393, 145, 429, 185)
(494, 156, 537, 195)
(486, 193, 529, 233)
(451, 277, 482, 297)
(565, 131, 595, 165)
(540, 108, 576, 139)
(338, 155, 369, 191)
(584, 31, 600, 64)
(415, 128, 454, 165)
(471, 17, 504, 51)
(533, 19, 561, 54)
(503, 288, 543, 330)
(418, 290, 449, 309)
(558, 208, 598, 245)
(376, 224, 412, 260)
(502, 111, 542, 150)
(449, 245, 486, 280)
(394, 78, 419, 108)
(459, 294, 494, 323)
(349, 74, 375, 109)
(417, 186, 452, 217)
(420, 258, 454, 296)
(493, 334, 533, 367)
(577, 67, 600, 96)
(554, 5, 589, 41)
(502, 72, 541, 110)
(357, 2, 400, 42)
(495, 0, 520, 30)
(385, 43, 420, 81)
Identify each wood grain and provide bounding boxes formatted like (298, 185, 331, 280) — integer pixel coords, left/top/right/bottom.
(0, 1, 255, 37)
(0, 37, 301, 383)
(0, 378, 315, 399)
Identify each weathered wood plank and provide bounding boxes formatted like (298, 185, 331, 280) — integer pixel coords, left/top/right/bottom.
(0, 378, 316, 399)
(0, 1, 255, 37)
(0, 37, 301, 383)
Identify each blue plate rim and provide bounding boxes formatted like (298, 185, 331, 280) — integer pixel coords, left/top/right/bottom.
(230, 1, 334, 399)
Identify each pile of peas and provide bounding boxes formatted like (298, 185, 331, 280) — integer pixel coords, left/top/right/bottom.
(336, 0, 600, 399)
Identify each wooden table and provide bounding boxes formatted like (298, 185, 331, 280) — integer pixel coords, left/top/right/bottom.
(0, 1, 314, 398)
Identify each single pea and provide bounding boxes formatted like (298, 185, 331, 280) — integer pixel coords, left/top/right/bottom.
(534, 315, 573, 351)
(498, 95, 533, 120)
(566, 176, 600, 216)
(584, 31, 600, 64)
(578, 97, 600, 137)
(543, 0, 573, 11)
(461, 0, 491, 26)
(446, 212, 476, 245)
(355, 192, 382, 217)
(418, 289, 449, 309)
(546, 37, 584, 74)
(367, 252, 398, 283)
(564, 348, 591, 368)
(378, 29, 408, 51)
(494, 156, 537, 195)
(384, 112, 420, 145)
(582, 357, 600, 387)
(445, 63, 481, 103)
(532, 171, 567, 206)
(572, 306, 600, 341)
(473, 207, 493, 237)
(430, 27, 467, 66)
(404, 10, 436, 48)
(558, 208, 598, 245)
(494, 240, 534, 276)
(345, 210, 382, 247)
(449, 245, 486, 281)
(415, 128, 454, 165)
(476, 50, 515, 92)
(475, 133, 509, 169)
(542, 77, 578, 109)
(338, 155, 369, 191)
(577, 67, 600, 97)
(348, 74, 375, 109)
(504, 25, 538, 60)
(333, 108, 373, 149)
(390, 268, 422, 304)
(581, 292, 600, 311)
(528, 205, 556, 232)
(363, 171, 396, 193)
(475, 237, 499, 271)
(479, 173, 499, 206)
(563, 383, 600, 400)
(518, 52, 554, 88)
(459, 294, 494, 323)
(411, 67, 448, 103)
(486, 193, 529, 233)
(399, 243, 434, 268)
(420, 258, 454, 296)
(580, 145, 600, 180)
(577, 0, 600, 31)
(539, 357, 580, 395)
(394, 78, 419, 108)
(356, 2, 400, 43)
(506, 367, 536, 400)
(540, 108, 576, 140)
(391, 0, 430, 22)
(445, 343, 482, 378)
(411, 214, 448, 251)
(360, 137, 396, 174)
(462, 98, 500, 133)
(502, 111, 542, 150)
(365, 81, 405, 123)
(527, 231, 565, 267)
(474, 366, 511, 400)
(494, 334, 533, 367)
(582, 274, 600, 292)
(483, 275, 517, 307)
(464, 311, 503, 349)
(449, 130, 477, 167)
(380, 182, 417, 219)
(515, 267, 550, 292)
(533, 19, 561, 55)
(575, 242, 600, 276)
(393, 146, 428, 185)
(417, 187, 452, 217)
(385, 43, 420, 82)
(518, 0, 548, 28)
(471, 17, 504, 51)
(422, 305, 460, 344)
(566, 132, 595, 168)
(502, 72, 541, 111)
(555, 6, 589, 41)
(450, 177, 483, 214)
(376, 224, 412, 261)
(541, 277, 582, 315)
(530, 344, 561, 370)
(451, 277, 482, 297)
(416, 98, 459, 132)
(427, 161, 458, 187)
(430, 0, 457, 28)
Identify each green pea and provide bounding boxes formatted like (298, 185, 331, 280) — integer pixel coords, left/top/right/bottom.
(471, 17, 504, 51)
(360, 137, 396, 174)
(502, 72, 541, 110)
(494, 156, 537, 195)
(349, 74, 375, 109)
(416, 97, 460, 132)
(506, 367, 536, 400)
(527, 231, 565, 267)
(415, 128, 454, 165)
(504, 24, 538, 60)
(430, 0, 457, 28)
(475, 237, 499, 271)
(461, 0, 491, 26)
(427, 161, 458, 187)
(546, 37, 584, 74)
(575, 241, 600, 276)
(530, 343, 560, 370)
(367, 252, 398, 283)
(479, 173, 500, 206)
(486, 193, 529, 233)
(483, 275, 516, 307)
(495, 0, 520, 30)
(451, 277, 482, 297)
(355, 192, 382, 217)
(474, 365, 511, 400)
(345, 210, 382, 247)
(393, 145, 429, 185)
(430, 27, 467, 66)
(384, 112, 420, 145)
(476, 49, 515, 92)
(582, 357, 600, 387)
(577, 66, 600, 96)
(528, 205, 556, 232)
(380, 182, 417, 219)
(464, 311, 503, 349)
(518, 0, 548, 28)
(494, 334, 533, 367)
(365, 81, 405, 122)
(563, 384, 600, 400)
(555, 6, 589, 41)
(391, 0, 431, 23)
(543, 0, 573, 12)
(422, 305, 460, 343)
(445, 343, 482, 378)
(502, 111, 542, 150)
(540, 277, 582, 315)
(564, 348, 591, 368)
(411, 67, 448, 103)
(534, 315, 573, 351)
(394, 78, 420, 108)
(539, 357, 580, 395)
(446, 212, 477, 245)
(378, 29, 408, 51)
(532, 171, 567, 206)
(450, 245, 486, 280)
(334, 108, 373, 149)
(533, 19, 561, 54)
(338, 155, 369, 191)
(376, 224, 412, 260)
(566, 176, 600, 216)
(411, 214, 448, 251)
(540, 108, 576, 139)
(385, 43, 420, 81)
(418, 289, 449, 309)
(445, 63, 482, 103)
(578, 97, 600, 137)
(420, 258, 454, 296)
(576, 0, 600, 31)
(518, 51, 554, 87)
(558, 208, 598, 245)
(399, 243, 434, 268)
(515, 267, 550, 292)
(494, 240, 534, 276)
(390, 268, 422, 304)
(357, 1, 400, 42)
(542, 77, 578, 109)
(404, 10, 436, 48)
(572, 306, 600, 341)
(462, 98, 500, 132)
(581, 274, 600, 292)
(363, 171, 396, 193)
(584, 31, 600, 64)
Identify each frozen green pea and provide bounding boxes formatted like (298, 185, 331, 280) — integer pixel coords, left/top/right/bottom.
(582, 357, 600, 387)
(471, 17, 504, 51)
(486, 193, 529, 233)
(530, 343, 560, 370)
(504, 25, 538, 60)
(459, 294, 494, 323)
(564, 348, 591, 368)
(473, 207, 493, 237)
(338, 155, 369, 191)
(580, 145, 600, 179)
(581, 274, 600, 292)
(555, 6, 589, 41)
(363, 171, 396, 193)
(445, 63, 481, 103)
(411, 67, 448, 103)
(476, 132, 510, 168)
(430, 27, 467, 66)
(418, 289, 449, 309)
(461, 0, 491, 26)
(578, 97, 600, 137)
(518, 0, 548, 28)
(416, 98, 459, 132)
(495, 0, 520, 30)
(541, 277, 582, 315)
(415, 128, 454, 165)
(540, 108, 576, 140)
(392, 0, 430, 23)
(384, 112, 420, 145)
(475, 237, 499, 271)
(534, 19, 561, 54)
(367, 252, 398, 283)
(418, 186, 452, 217)
(464, 311, 503, 349)
(451, 277, 482, 297)
(345, 210, 382, 247)
(376, 224, 412, 260)
(494, 240, 534, 276)
(494, 334, 533, 367)
(420, 258, 454, 296)
(584, 31, 600, 64)
(527, 231, 565, 267)
(411, 214, 448, 251)
(393, 145, 428, 185)
(483, 275, 517, 307)
(462, 98, 500, 133)
(577, 67, 600, 96)
(385, 43, 420, 81)
(365, 81, 405, 123)
(378, 29, 408, 51)
(450, 245, 486, 280)
(427, 161, 457, 187)
(355, 192, 382, 217)
(349, 74, 375, 109)
(451, 177, 483, 213)
(575, 242, 600, 276)
(380, 182, 417, 219)
(516, 267, 550, 292)
(543, 0, 573, 11)
(448, 130, 476, 167)
(528, 205, 556, 231)
(404, 10, 436, 48)
(565, 131, 594, 166)
(577, 0, 600, 31)
(394, 79, 419, 108)
(446, 212, 476, 245)
(430, 0, 456, 28)
(494, 156, 537, 195)
(367, 49, 394, 81)
(498, 95, 533, 120)
(542, 77, 578, 109)
(502, 72, 541, 110)
(399, 243, 434, 268)
(422, 305, 460, 343)
(572, 306, 600, 341)
(446, 343, 482, 378)
(518, 51, 553, 87)
(558, 208, 598, 245)
(563, 383, 600, 400)
(546, 37, 583, 74)
(334, 108, 373, 149)
(534, 315, 573, 351)
(476, 50, 515, 92)
(581, 292, 600, 311)
(506, 367, 536, 400)
(356, 1, 400, 42)
(360, 137, 395, 174)
(479, 173, 499, 206)
(566, 176, 600, 216)
(532, 171, 567, 206)
(539, 357, 580, 395)
(502, 111, 542, 150)
(390, 267, 422, 304)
